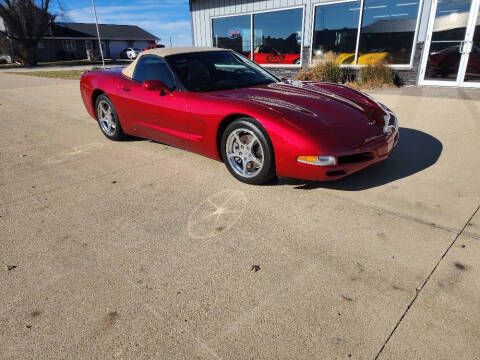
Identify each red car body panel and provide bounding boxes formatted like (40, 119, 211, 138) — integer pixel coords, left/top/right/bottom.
(80, 68, 398, 181)
(143, 44, 165, 51)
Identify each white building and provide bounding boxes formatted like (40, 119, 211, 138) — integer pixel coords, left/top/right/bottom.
(189, 0, 480, 87)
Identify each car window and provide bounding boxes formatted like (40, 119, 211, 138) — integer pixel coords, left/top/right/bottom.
(166, 51, 279, 92)
(132, 55, 176, 89)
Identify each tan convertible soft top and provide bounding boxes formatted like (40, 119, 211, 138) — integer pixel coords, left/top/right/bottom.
(121, 47, 226, 79)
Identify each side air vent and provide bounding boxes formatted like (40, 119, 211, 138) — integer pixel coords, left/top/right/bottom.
(337, 152, 374, 164)
(326, 170, 346, 177)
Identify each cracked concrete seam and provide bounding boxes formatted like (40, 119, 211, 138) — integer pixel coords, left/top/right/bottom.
(374, 204, 480, 360)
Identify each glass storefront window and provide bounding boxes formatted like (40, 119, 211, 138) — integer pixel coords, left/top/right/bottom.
(312, 1, 360, 65)
(212, 15, 251, 57)
(464, 7, 480, 83)
(252, 8, 303, 65)
(431, 0, 472, 41)
(358, 0, 421, 65)
(425, 0, 473, 81)
(212, 1, 423, 68)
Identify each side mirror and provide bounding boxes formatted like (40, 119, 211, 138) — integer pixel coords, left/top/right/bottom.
(142, 80, 171, 95)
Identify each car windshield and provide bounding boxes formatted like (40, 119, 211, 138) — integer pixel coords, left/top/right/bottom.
(165, 51, 280, 92)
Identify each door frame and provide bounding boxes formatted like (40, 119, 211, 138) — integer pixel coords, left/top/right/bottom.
(460, 0, 480, 87)
(419, 0, 480, 87)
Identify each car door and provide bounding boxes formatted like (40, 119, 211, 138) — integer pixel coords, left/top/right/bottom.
(116, 54, 189, 149)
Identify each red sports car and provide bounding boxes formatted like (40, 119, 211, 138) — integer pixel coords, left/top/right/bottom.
(250, 46, 301, 65)
(80, 47, 398, 185)
(143, 44, 165, 51)
(426, 45, 480, 79)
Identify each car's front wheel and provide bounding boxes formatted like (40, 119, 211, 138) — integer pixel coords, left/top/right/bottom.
(221, 119, 275, 185)
(95, 94, 126, 141)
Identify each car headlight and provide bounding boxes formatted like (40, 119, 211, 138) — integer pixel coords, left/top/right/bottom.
(297, 156, 336, 166)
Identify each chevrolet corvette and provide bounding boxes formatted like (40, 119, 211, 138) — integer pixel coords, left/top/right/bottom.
(80, 47, 398, 185)
(251, 46, 301, 65)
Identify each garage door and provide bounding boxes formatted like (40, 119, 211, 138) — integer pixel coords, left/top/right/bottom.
(109, 41, 129, 58)
(133, 41, 151, 51)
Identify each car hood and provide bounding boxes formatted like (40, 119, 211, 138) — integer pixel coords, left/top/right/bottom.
(209, 81, 387, 132)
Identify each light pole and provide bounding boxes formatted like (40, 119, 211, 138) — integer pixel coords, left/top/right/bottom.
(91, 0, 105, 68)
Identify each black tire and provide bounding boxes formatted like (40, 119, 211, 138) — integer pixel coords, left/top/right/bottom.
(221, 118, 276, 185)
(95, 94, 126, 141)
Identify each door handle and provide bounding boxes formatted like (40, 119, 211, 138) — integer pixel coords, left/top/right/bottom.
(460, 41, 473, 54)
(465, 41, 473, 54)
(122, 86, 131, 92)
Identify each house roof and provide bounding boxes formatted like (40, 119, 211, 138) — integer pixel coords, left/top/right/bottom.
(50, 22, 159, 40)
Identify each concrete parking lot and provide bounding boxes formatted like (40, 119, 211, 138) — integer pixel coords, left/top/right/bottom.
(0, 71, 479, 359)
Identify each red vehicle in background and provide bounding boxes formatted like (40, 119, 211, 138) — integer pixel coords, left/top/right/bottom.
(143, 44, 165, 51)
(426, 45, 480, 79)
(250, 46, 301, 65)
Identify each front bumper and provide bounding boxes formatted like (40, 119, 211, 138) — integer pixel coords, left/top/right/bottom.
(289, 125, 399, 181)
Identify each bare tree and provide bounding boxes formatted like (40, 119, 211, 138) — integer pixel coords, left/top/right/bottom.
(0, 0, 55, 66)
(55, 0, 69, 22)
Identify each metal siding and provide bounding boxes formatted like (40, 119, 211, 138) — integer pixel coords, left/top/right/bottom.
(196, 1, 203, 46)
(205, 0, 211, 46)
(208, 0, 215, 45)
(219, 0, 225, 15)
(194, 2, 201, 46)
(225, 0, 234, 14)
(194, 2, 202, 46)
(200, 3, 207, 46)
(223, 0, 229, 14)
(191, 1, 197, 46)
(204, 2, 210, 45)
(197, 0, 310, 16)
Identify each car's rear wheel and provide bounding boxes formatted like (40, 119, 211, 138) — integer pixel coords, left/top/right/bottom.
(221, 119, 275, 185)
(95, 94, 126, 141)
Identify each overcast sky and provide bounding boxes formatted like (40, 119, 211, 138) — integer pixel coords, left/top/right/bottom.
(50, 0, 192, 46)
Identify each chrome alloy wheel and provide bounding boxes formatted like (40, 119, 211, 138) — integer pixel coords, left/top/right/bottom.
(97, 100, 116, 136)
(225, 128, 264, 178)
